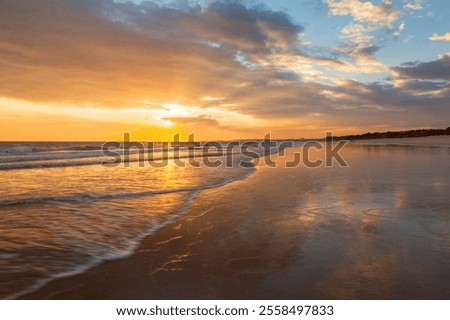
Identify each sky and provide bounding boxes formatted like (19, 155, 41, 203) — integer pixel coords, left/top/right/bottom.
(0, 0, 449, 141)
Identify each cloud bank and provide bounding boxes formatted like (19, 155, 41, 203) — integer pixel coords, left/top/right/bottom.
(0, 0, 449, 139)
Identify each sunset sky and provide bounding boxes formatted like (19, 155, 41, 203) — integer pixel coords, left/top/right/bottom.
(1, 0, 449, 141)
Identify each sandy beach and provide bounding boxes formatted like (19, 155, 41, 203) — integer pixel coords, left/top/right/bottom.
(22, 139, 450, 299)
(3, 3, 450, 319)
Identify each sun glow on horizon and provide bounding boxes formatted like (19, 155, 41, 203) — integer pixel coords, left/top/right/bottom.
(0, 98, 273, 141)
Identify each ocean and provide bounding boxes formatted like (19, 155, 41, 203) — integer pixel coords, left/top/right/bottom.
(0, 141, 263, 299)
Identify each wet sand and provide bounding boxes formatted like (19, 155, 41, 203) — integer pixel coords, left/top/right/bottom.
(23, 141, 450, 299)
(354, 136, 450, 147)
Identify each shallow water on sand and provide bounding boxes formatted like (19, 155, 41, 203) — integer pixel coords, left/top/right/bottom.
(247, 142, 450, 298)
(0, 142, 256, 299)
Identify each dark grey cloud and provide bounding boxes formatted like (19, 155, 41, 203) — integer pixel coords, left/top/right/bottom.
(164, 116, 219, 126)
(391, 55, 450, 80)
(359, 45, 382, 55)
(106, 0, 303, 53)
(400, 80, 449, 92)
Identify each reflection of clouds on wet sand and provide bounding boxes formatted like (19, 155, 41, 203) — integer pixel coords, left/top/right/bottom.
(22, 142, 450, 299)
(285, 144, 450, 298)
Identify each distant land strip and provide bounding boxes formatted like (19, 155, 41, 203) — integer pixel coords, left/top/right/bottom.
(327, 127, 450, 141)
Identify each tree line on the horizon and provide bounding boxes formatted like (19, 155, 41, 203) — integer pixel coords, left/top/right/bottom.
(328, 127, 450, 141)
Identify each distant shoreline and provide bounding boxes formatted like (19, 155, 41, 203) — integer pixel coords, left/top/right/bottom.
(326, 127, 450, 141)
